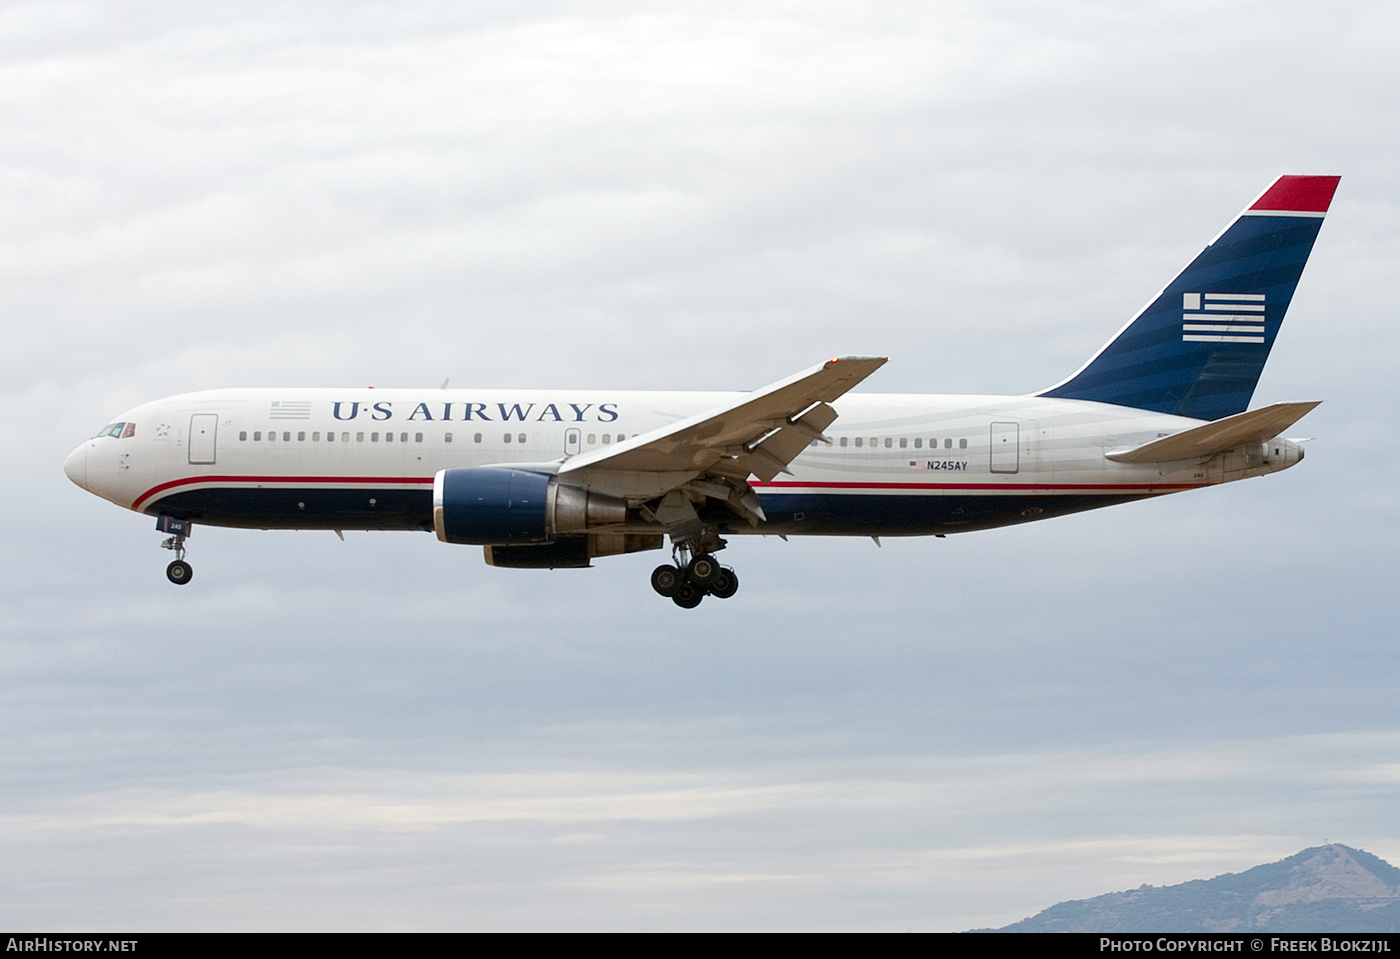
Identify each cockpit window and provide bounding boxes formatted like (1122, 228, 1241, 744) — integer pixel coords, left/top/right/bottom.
(94, 422, 136, 439)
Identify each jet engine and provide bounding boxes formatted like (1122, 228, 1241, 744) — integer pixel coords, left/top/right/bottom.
(432, 467, 628, 546)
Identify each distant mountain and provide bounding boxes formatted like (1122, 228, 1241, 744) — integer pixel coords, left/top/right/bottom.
(981, 844, 1400, 932)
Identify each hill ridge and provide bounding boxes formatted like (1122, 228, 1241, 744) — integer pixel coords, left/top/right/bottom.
(981, 843, 1400, 933)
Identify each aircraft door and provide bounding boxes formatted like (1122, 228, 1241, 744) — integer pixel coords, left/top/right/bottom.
(990, 421, 1019, 473)
(565, 428, 581, 456)
(189, 413, 218, 465)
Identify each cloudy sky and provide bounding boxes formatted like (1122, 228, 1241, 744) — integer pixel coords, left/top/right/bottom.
(4, 0, 1399, 930)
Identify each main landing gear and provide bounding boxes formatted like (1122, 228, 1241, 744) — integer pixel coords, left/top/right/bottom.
(157, 517, 193, 586)
(650, 549, 739, 609)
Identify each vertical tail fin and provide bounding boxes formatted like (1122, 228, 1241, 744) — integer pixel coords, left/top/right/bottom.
(1039, 175, 1339, 420)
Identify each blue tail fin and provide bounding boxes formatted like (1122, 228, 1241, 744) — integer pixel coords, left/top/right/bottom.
(1039, 175, 1339, 421)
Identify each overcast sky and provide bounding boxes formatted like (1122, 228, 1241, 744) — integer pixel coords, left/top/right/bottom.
(4, 0, 1399, 931)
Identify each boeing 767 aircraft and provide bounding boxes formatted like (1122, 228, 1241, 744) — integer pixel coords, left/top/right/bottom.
(64, 175, 1338, 607)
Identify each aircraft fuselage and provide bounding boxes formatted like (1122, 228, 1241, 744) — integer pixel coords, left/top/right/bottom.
(64, 387, 1301, 538)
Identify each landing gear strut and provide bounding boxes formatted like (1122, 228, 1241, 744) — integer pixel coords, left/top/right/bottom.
(157, 517, 193, 586)
(650, 541, 738, 608)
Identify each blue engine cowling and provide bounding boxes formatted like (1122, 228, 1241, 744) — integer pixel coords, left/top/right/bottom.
(433, 467, 551, 545)
(432, 467, 630, 546)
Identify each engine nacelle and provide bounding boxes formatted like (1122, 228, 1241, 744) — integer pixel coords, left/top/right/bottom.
(433, 467, 628, 546)
(484, 533, 664, 569)
(484, 539, 593, 568)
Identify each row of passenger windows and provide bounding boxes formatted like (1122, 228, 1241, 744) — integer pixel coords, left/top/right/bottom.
(235, 429, 963, 450)
(236, 429, 961, 451)
(819, 436, 969, 450)
(238, 430, 633, 444)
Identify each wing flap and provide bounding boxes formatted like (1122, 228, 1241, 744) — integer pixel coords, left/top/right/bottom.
(1105, 401, 1321, 463)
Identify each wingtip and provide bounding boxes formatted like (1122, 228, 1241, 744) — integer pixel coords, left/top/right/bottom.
(825, 355, 889, 368)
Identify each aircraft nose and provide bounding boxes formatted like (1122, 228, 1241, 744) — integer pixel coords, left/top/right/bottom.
(63, 443, 88, 490)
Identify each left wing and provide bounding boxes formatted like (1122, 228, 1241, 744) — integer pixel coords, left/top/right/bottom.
(557, 356, 886, 506)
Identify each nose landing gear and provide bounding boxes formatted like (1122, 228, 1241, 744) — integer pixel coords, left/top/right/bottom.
(157, 516, 193, 586)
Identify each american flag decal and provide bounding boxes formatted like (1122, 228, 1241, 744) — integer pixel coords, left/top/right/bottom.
(1181, 292, 1265, 344)
(270, 400, 313, 420)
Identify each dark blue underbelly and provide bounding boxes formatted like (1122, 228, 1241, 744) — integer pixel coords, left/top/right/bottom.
(148, 485, 1148, 536)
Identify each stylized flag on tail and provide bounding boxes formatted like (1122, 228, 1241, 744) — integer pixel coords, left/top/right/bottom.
(1182, 293, 1266, 344)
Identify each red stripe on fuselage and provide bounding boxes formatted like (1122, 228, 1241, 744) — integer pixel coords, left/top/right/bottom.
(132, 474, 435, 512)
(754, 480, 1204, 491)
(133, 474, 1206, 513)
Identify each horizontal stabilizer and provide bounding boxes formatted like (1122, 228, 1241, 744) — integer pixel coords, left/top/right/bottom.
(1105, 401, 1321, 463)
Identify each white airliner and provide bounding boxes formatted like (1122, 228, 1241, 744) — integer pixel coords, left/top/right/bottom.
(64, 175, 1339, 607)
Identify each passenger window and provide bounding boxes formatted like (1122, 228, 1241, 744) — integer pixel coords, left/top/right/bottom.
(602, 434, 611, 444)
(884, 437, 892, 448)
(341, 432, 350, 443)
(914, 438, 922, 449)
(504, 433, 512, 444)
(899, 437, 907, 449)
(840, 436, 848, 448)
(399, 433, 407, 443)
(356, 432, 365, 442)
(944, 438, 952, 449)
(313, 432, 321, 441)
(239, 431, 247, 441)
(854, 437, 862, 448)
(254, 431, 262, 441)
(297, 432, 306, 441)
(415, 433, 424, 443)
(283, 432, 290, 442)
(587, 434, 596, 444)
(371, 432, 379, 442)
(268, 431, 276, 442)
(385, 432, 393, 443)
(518, 433, 525, 444)
(474, 433, 482, 443)
(869, 437, 877, 448)
(445, 433, 453, 443)
(959, 438, 967, 449)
